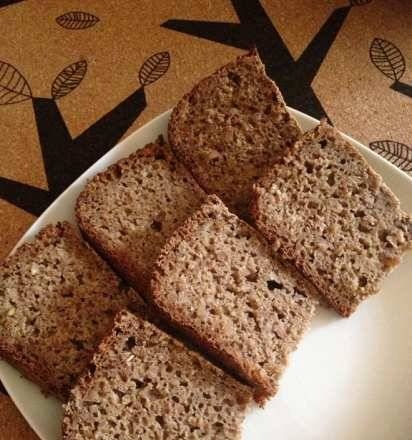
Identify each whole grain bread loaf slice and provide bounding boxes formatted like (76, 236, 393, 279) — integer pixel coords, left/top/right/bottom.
(252, 121, 412, 317)
(151, 196, 317, 403)
(76, 136, 205, 296)
(62, 310, 252, 440)
(0, 222, 140, 400)
(168, 49, 301, 218)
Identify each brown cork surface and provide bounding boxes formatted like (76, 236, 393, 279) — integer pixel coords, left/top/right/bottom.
(0, 0, 411, 437)
(0, 395, 38, 440)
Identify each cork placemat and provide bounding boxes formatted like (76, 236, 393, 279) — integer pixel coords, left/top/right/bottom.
(0, 395, 38, 440)
(0, 0, 411, 438)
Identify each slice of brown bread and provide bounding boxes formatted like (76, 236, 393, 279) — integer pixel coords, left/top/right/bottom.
(151, 196, 317, 403)
(62, 310, 252, 440)
(76, 136, 205, 296)
(0, 222, 140, 400)
(252, 121, 412, 317)
(168, 49, 301, 218)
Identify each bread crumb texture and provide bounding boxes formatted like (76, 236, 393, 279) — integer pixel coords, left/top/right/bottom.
(0, 222, 137, 400)
(252, 121, 412, 316)
(168, 50, 301, 217)
(63, 310, 251, 440)
(152, 196, 317, 401)
(76, 136, 205, 294)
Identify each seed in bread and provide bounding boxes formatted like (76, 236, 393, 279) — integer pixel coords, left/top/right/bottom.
(168, 49, 301, 218)
(0, 222, 139, 400)
(251, 121, 412, 316)
(151, 196, 317, 403)
(76, 136, 205, 296)
(62, 310, 252, 440)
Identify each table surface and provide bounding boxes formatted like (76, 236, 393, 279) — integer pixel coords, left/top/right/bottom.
(0, 0, 411, 438)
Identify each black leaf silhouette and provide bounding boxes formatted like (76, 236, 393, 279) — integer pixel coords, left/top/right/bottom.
(162, 0, 358, 120)
(370, 38, 405, 81)
(0, 0, 25, 7)
(0, 61, 32, 105)
(56, 11, 99, 30)
(369, 140, 412, 173)
(51, 60, 87, 100)
(139, 52, 170, 86)
(350, 0, 372, 5)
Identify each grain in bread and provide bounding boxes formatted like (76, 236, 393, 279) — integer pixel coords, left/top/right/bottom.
(62, 310, 251, 440)
(151, 196, 317, 402)
(168, 49, 301, 218)
(76, 136, 205, 296)
(252, 121, 412, 316)
(0, 222, 139, 400)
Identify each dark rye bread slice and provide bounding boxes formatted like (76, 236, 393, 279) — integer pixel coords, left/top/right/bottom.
(63, 310, 252, 440)
(76, 136, 205, 296)
(0, 222, 139, 400)
(252, 121, 412, 317)
(168, 49, 301, 218)
(151, 196, 317, 403)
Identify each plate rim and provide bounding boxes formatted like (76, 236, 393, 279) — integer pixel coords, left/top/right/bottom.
(1, 106, 412, 440)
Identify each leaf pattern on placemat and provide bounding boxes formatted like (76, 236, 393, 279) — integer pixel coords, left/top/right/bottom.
(369, 140, 412, 173)
(370, 38, 405, 81)
(51, 60, 87, 100)
(56, 11, 99, 30)
(0, 61, 32, 105)
(350, 0, 372, 6)
(139, 52, 170, 87)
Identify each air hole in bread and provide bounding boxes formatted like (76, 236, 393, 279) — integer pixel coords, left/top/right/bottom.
(114, 388, 125, 399)
(227, 71, 241, 86)
(295, 288, 307, 298)
(70, 339, 85, 350)
(358, 276, 368, 287)
(267, 280, 283, 290)
(304, 161, 314, 173)
(319, 139, 327, 148)
(327, 173, 336, 186)
(155, 415, 165, 426)
(118, 279, 129, 292)
(113, 165, 122, 179)
(62, 291, 74, 298)
(150, 220, 162, 231)
(124, 336, 136, 351)
(131, 378, 145, 389)
(378, 229, 388, 242)
(213, 422, 224, 429)
(154, 150, 165, 160)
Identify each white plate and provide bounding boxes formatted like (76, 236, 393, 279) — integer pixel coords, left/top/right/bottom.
(1, 109, 411, 440)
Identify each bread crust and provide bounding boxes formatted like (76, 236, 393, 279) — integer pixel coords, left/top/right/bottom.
(251, 121, 412, 316)
(0, 222, 137, 400)
(76, 136, 205, 299)
(62, 310, 252, 439)
(151, 195, 317, 403)
(168, 49, 302, 218)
